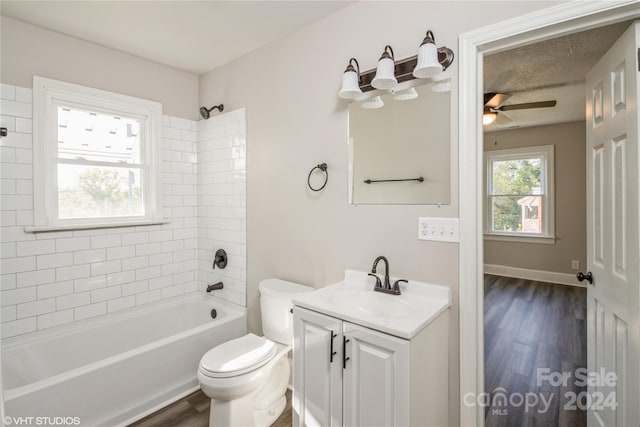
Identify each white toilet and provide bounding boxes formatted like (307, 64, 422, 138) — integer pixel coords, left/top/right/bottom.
(198, 278, 313, 427)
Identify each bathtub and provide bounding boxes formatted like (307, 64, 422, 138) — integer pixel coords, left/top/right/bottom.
(2, 292, 246, 426)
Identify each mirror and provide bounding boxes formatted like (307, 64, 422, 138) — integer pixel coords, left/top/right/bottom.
(348, 82, 451, 205)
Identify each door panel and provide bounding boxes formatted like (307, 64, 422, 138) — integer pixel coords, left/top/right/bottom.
(293, 307, 342, 427)
(585, 21, 639, 427)
(342, 323, 409, 427)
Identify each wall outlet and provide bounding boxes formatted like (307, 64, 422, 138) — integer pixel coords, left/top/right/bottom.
(418, 217, 459, 242)
(571, 260, 580, 270)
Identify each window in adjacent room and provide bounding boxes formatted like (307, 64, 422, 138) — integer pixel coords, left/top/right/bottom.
(31, 76, 163, 231)
(485, 145, 554, 242)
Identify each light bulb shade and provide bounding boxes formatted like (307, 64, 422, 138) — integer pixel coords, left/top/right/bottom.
(338, 69, 362, 100)
(413, 42, 442, 79)
(393, 87, 418, 101)
(362, 96, 384, 109)
(431, 79, 452, 93)
(483, 112, 497, 125)
(371, 57, 398, 90)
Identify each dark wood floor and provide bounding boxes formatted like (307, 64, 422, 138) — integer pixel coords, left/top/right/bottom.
(130, 389, 292, 427)
(484, 274, 587, 427)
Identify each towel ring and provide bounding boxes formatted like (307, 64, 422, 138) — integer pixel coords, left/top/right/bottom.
(308, 163, 328, 192)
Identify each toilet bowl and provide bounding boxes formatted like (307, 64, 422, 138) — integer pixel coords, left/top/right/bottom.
(198, 279, 313, 427)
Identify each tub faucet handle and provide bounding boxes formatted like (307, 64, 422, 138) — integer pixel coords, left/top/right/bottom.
(213, 249, 227, 269)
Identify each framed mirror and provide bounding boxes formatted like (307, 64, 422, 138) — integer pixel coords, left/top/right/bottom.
(348, 81, 451, 205)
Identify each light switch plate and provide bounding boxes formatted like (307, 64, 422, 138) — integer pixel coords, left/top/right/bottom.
(418, 217, 459, 242)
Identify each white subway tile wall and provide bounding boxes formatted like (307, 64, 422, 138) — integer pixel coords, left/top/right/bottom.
(197, 109, 247, 307)
(0, 83, 227, 338)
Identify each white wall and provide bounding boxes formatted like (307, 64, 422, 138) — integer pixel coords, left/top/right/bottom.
(0, 83, 201, 338)
(0, 17, 198, 120)
(197, 109, 247, 306)
(198, 2, 562, 423)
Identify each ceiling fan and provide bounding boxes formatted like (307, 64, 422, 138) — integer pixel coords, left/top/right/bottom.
(483, 92, 557, 126)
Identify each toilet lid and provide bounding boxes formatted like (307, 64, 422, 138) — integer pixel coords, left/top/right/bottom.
(200, 333, 277, 378)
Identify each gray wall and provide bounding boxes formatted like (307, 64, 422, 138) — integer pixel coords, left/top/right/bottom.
(198, 1, 561, 423)
(1, 16, 198, 120)
(484, 121, 587, 274)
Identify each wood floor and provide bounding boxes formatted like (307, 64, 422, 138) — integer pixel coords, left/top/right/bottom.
(130, 389, 292, 427)
(484, 274, 587, 427)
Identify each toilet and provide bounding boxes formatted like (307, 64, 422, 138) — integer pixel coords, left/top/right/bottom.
(198, 278, 313, 427)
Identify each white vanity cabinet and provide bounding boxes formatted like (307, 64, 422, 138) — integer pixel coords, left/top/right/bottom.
(292, 306, 343, 427)
(293, 305, 449, 427)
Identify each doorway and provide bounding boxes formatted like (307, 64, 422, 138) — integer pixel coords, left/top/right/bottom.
(458, 3, 640, 426)
(480, 24, 629, 426)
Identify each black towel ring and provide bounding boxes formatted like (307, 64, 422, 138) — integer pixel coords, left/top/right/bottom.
(307, 163, 328, 192)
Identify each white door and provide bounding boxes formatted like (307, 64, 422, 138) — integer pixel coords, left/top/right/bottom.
(585, 21, 639, 427)
(292, 307, 343, 427)
(342, 322, 409, 427)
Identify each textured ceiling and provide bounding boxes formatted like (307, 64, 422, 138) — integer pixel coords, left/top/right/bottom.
(0, 1, 352, 75)
(483, 21, 631, 131)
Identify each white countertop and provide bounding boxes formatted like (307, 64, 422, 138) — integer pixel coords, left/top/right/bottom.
(293, 269, 451, 339)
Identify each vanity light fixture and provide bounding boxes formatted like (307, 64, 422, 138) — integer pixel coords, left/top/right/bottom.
(338, 58, 363, 100)
(431, 78, 452, 93)
(371, 46, 398, 90)
(392, 87, 418, 101)
(414, 31, 446, 78)
(338, 30, 454, 100)
(361, 96, 384, 109)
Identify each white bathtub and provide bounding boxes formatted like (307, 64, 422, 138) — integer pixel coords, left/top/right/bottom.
(2, 292, 246, 426)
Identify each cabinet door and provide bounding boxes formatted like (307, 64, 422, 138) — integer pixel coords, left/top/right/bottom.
(342, 322, 410, 427)
(293, 307, 343, 427)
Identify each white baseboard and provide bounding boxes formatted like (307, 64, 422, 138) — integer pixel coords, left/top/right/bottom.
(484, 264, 586, 287)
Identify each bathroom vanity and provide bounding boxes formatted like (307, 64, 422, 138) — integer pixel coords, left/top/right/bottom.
(291, 270, 451, 427)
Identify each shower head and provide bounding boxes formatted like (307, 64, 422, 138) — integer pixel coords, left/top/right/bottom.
(200, 104, 224, 119)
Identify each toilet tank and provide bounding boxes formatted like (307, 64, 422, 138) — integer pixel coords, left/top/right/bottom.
(259, 279, 313, 345)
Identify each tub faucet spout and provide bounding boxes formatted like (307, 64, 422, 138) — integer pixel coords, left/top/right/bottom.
(207, 282, 224, 292)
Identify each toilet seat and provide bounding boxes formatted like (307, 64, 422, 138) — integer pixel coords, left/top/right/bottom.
(200, 333, 277, 378)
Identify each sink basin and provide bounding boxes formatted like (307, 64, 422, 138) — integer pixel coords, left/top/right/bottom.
(328, 290, 410, 318)
(292, 269, 451, 339)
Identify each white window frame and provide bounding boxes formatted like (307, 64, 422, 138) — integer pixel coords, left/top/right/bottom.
(29, 76, 164, 232)
(484, 145, 555, 244)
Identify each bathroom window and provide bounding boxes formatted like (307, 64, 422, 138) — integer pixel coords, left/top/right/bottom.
(31, 76, 163, 231)
(484, 145, 555, 242)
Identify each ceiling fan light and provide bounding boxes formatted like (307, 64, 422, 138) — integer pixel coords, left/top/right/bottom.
(483, 112, 497, 125)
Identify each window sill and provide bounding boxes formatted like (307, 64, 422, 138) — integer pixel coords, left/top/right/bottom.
(24, 219, 170, 234)
(484, 233, 555, 245)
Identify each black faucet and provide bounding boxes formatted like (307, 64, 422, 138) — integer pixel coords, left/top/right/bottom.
(369, 256, 404, 296)
(371, 256, 391, 289)
(206, 282, 224, 292)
